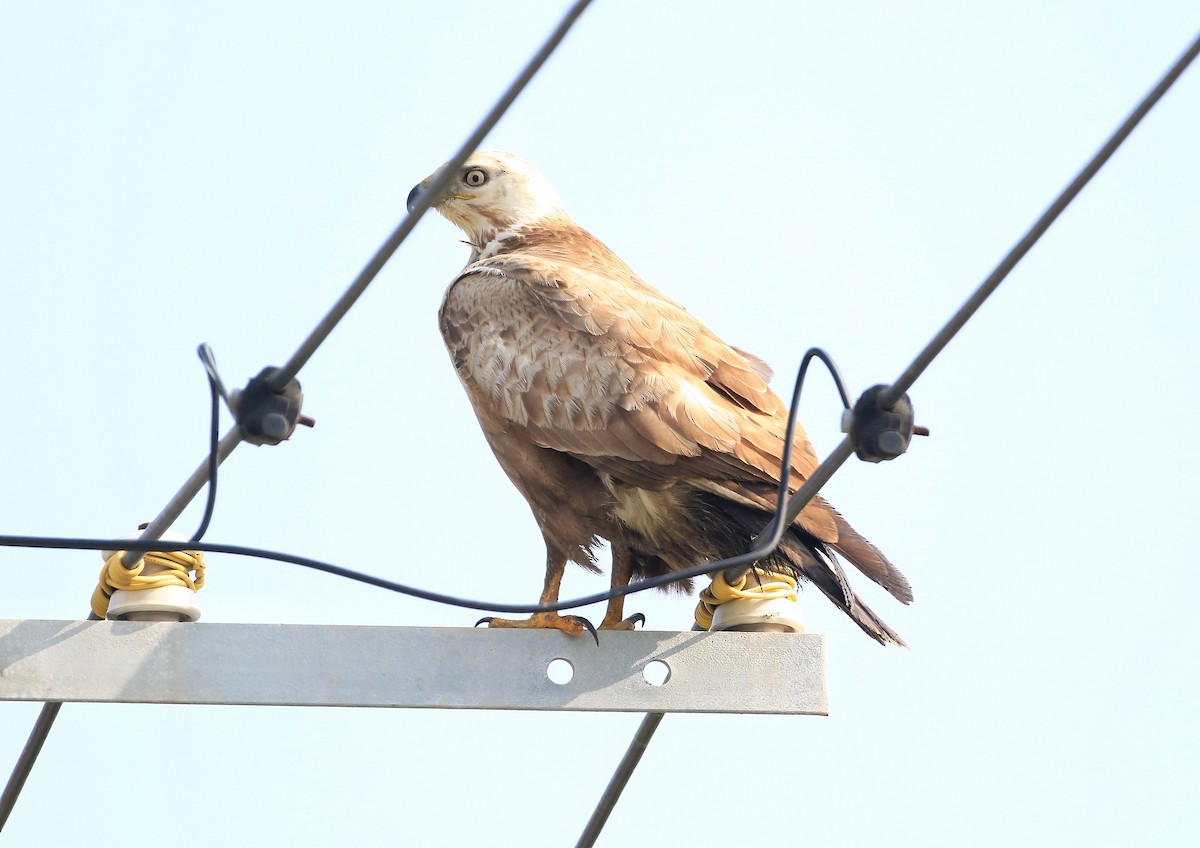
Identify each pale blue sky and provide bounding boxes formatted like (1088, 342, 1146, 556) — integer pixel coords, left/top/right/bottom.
(2, 2, 1198, 845)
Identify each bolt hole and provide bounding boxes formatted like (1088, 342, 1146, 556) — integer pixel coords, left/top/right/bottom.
(547, 658, 574, 685)
(642, 659, 670, 686)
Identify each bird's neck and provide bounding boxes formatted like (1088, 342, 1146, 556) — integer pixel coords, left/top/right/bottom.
(466, 227, 520, 263)
(464, 213, 573, 262)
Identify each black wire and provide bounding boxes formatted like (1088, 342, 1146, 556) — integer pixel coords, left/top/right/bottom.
(0, 532, 754, 615)
(190, 369, 221, 543)
(6, 31, 1196, 620)
(742, 347, 849, 551)
(806, 347, 852, 409)
(0, 0, 607, 615)
(0, 349, 845, 615)
(578, 25, 1200, 827)
(1, 2, 602, 830)
(196, 343, 231, 407)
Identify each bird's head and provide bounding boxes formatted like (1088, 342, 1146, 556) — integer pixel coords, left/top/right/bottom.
(407, 151, 569, 246)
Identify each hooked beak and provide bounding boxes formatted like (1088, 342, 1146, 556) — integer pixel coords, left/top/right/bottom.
(406, 180, 426, 213)
(408, 168, 471, 214)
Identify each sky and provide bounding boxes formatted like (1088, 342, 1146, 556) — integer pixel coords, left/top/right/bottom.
(1, 1, 1198, 845)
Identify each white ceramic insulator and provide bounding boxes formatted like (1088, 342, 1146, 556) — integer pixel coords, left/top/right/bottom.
(709, 596, 806, 633)
(102, 529, 202, 623)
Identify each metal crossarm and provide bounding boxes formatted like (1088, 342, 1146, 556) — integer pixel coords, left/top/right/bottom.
(0, 621, 827, 714)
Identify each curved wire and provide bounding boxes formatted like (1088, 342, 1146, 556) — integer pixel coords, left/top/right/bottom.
(750, 347, 851, 549)
(0, 534, 730, 616)
(9, 28, 1197, 617)
(191, 358, 221, 543)
(0, 348, 846, 615)
(805, 347, 852, 409)
(196, 343, 232, 408)
(1, 1, 603, 828)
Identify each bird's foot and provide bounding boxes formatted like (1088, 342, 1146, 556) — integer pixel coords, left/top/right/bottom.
(598, 612, 646, 631)
(475, 612, 599, 645)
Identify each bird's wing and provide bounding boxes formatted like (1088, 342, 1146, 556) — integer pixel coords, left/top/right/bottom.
(439, 232, 839, 541)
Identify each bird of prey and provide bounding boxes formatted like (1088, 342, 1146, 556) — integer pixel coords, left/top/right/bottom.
(408, 151, 912, 645)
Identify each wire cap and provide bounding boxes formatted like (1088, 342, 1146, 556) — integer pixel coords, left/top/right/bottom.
(696, 569, 806, 633)
(107, 584, 201, 622)
(99, 530, 202, 622)
(710, 597, 806, 633)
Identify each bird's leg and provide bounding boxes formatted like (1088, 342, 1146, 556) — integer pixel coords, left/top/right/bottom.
(598, 545, 645, 631)
(476, 554, 598, 643)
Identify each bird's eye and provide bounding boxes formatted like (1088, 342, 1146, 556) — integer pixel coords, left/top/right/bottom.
(463, 168, 488, 187)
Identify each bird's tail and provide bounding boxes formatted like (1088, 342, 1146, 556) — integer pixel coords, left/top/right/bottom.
(775, 534, 907, 647)
(713, 499, 908, 647)
(815, 495, 914, 605)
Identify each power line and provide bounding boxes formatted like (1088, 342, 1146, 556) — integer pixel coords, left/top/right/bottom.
(0, 704, 61, 831)
(881, 28, 1200, 412)
(1, 10, 1194, 843)
(269, 0, 594, 393)
(0, 344, 838, 616)
(127, 0, 597, 562)
(190, 353, 222, 544)
(0, 0, 596, 831)
(724, 26, 1200, 580)
(579, 27, 1200, 847)
(574, 712, 665, 848)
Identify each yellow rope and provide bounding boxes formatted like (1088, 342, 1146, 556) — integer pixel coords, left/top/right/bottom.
(91, 549, 206, 619)
(694, 567, 798, 630)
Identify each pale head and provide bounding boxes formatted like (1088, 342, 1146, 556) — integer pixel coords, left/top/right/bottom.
(408, 151, 569, 246)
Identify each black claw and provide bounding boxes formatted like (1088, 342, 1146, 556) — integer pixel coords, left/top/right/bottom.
(569, 615, 600, 646)
(475, 617, 493, 628)
(629, 613, 646, 628)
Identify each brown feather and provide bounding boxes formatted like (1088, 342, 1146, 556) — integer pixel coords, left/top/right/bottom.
(424, 151, 912, 645)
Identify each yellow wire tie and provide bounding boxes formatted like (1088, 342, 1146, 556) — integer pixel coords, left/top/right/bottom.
(694, 567, 798, 631)
(91, 549, 206, 619)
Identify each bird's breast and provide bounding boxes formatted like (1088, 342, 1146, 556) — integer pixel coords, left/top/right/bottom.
(598, 474, 721, 569)
(439, 270, 635, 431)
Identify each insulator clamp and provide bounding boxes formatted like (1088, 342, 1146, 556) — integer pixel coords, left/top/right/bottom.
(848, 384, 916, 463)
(231, 367, 306, 446)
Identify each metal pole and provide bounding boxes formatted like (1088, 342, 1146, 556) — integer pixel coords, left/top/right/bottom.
(725, 437, 856, 582)
(727, 29, 1200, 583)
(883, 30, 1200, 407)
(588, 27, 1200, 848)
(1, 0, 598, 826)
(0, 703, 62, 830)
(129, 0, 600, 555)
(122, 426, 243, 567)
(268, 0, 595, 391)
(575, 712, 665, 848)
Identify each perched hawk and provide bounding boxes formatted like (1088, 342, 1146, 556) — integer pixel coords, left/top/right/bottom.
(409, 151, 911, 645)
